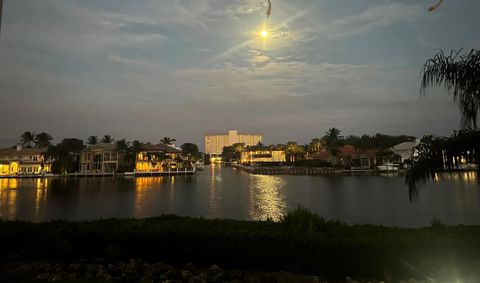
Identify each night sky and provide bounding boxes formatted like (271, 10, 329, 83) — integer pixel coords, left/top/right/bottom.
(1, 0, 479, 148)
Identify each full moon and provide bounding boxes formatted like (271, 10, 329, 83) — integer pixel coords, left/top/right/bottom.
(260, 30, 268, 38)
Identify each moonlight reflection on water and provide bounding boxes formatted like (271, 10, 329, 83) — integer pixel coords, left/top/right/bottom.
(0, 167, 478, 226)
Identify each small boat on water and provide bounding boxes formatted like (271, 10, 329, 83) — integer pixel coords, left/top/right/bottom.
(195, 160, 205, 171)
(377, 163, 400, 172)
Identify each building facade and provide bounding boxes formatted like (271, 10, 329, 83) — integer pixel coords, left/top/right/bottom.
(79, 143, 119, 173)
(240, 150, 286, 164)
(205, 130, 263, 155)
(0, 145, 52, 176)
(135, 143, 183, 172)
(306, 145, 388, 167)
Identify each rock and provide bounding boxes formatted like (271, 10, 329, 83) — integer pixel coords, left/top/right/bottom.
(49, 273, 64, 282)
(36, 273, 50, 280)
(68, 263, 81, 272)
(181, 269, 193, 281)
(209, 264, 222, 274)
(188, 275, 207, 283)
(184, 262, 197, 273)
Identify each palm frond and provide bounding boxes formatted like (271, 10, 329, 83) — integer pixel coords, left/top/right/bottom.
(420, 49, 480, 129)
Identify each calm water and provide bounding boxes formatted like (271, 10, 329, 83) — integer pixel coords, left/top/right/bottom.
(0, 165, 479, 227)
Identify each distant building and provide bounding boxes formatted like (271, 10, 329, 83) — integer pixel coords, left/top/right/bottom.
(135, 143, 183, 172)
(306, 145, 388, 167)
(0, 145, 53, 176)
(391, 141, 420, 163)
(241, 150, 286, 164)
(205, 130, 263, 155)
(79, 143, 120, 173)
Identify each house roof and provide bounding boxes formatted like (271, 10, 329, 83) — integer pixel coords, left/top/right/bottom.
(0, 147, 46, 157)
(84, 143, 117, 152)
(141, 143, 182, 153)
(391, 141, 420, 151)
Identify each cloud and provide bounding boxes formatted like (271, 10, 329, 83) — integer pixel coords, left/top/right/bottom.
(0, 0, 476, 147)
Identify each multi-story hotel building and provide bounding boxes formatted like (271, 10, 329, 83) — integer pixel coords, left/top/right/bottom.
(205, 130, 263, 155)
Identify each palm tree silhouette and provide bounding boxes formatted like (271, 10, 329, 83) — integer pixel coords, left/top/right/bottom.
(407, 49, 480, 199)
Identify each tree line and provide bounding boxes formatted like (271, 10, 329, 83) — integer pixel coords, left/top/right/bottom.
(222, 128, 416, 163)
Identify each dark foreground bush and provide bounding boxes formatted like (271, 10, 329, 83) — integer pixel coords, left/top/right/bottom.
(0, 208, 480, 282)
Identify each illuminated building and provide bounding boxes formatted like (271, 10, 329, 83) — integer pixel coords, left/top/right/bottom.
(135, 144, 183, 172)
(79, 143, 119, 173)
(0, 145, 52, 176)
(241, 150, 286, 164)
(205, 130, 263, 155)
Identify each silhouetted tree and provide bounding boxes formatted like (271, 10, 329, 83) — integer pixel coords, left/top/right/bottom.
(20, 131, 36, 147)
(181, 143, 200, 161)
(407, 49, 480, 199)
(87, 136, 98, 145)
(101, 135, 114, 144)
(44, 138, 85, 174)
(321, 128, 342, 156)
(161, 137, 176, 146)
(34, 132, 53, 148)
(421, 49, 480, 129)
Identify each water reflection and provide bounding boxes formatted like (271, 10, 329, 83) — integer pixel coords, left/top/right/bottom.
(35, 179, 49, 222)
(207, 165, 223, 217)
(0, 169, 479, 226)
(0, 179, 18, 219)
(435, 172, 478, 183)
(134, 177, 166, 217)
(248, 174, 286, 221)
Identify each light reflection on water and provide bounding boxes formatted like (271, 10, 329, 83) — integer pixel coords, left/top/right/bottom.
(249, 174, 287, 221)
(0, 168, 478, 226)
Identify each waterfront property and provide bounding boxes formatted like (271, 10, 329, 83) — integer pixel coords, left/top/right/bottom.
(306, 145, 393, 167)
(391, 140, 420, 163)
(240, 149, 286, 165)
(135, 143, 184, 173)
(0, 145, 52, 176)
(205, 129, 263, 155)
(79, 143, 120, 173)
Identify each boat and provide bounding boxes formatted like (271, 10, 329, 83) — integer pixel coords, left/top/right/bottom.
(195, 160, 205, 171)
(377, 163, 400, 172)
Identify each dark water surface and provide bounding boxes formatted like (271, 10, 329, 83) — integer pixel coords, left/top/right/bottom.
(0, 165, 479, 227)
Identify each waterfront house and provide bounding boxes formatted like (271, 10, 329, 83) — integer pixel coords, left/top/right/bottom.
(0, 145, 52, 176)
(240, 149, 286, 165)
(391, 141, 420, 163)
(79, 143, 119, 173)
(306, 145, 390, 168)
(135, 143, 183, 173)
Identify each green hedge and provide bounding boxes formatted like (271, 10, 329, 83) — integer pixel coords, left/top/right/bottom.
(1, 208, 479, 281)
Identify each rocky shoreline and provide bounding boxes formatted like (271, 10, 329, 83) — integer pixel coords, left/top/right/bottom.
(0, 259, 433, 283)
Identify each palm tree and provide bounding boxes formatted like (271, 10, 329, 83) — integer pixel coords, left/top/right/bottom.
(285, 142, 298, 162)
(34, 132, 53, 148)
(101, 135, 114, 144)
(407, 49, 480, 199)
(87, 136, 98, 145)
(421, 49, 480, 129)
(322, 128, 342, 156)
(308, 138, 322, 153)
(20, 131, 36, 148)
(160, 137, 176, 146)
(115, 139, 130, 152)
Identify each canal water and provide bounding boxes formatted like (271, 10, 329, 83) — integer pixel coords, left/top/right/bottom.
(0, 165, 479, 227)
